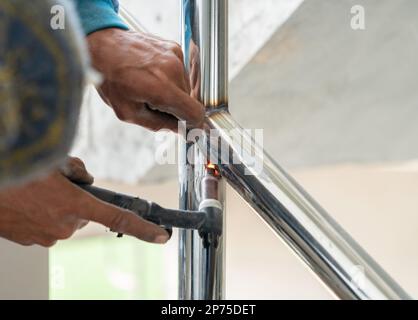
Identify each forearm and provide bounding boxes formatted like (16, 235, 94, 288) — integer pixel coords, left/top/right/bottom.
(73, 0, 128, 35)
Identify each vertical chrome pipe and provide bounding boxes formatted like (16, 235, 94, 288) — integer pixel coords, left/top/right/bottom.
(179, 0, 228, 300)
(121, 2, 409, 300)
(121, 1, 227, 300)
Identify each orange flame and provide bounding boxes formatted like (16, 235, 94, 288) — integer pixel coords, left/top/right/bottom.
(206, 163, 217, 170)
(206, 162, 220, 176)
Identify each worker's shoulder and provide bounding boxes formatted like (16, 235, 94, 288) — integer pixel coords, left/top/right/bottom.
(0, 0, 87, 187)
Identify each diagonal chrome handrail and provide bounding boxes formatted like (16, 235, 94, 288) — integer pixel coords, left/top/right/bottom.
(121, 1, 411, 300)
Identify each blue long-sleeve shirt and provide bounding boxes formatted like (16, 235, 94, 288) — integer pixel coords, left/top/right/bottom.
(74, 0, 128, 35)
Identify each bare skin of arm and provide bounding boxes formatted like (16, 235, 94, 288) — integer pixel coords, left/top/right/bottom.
(0, 158, 169, 247)
(0, 29, 198, 248)
(87, 28, 204, 132)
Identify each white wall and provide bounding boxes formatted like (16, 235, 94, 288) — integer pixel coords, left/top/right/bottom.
(0, 240, 48, 299)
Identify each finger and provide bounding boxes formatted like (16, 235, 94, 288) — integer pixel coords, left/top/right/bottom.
(60, 157, 94, 185)
(77, 219, 89, 230)
(190, 58, 200, 91)
(158, 55, 190, 95)
(117, 68, 203, 127)
(167, 41, 184, 63)
(169, 46, 191, 94)
(183, 66, 191, 95)
(116, 101, 179, 132)
(4, 231, 34, 247)
(34, 237, 57, 248)
(138, 104, 180, 132)
(160, 84, 205, 127)
(79, 193, 170, 244)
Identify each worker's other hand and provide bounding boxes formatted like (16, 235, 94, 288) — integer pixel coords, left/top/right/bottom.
(87, 28, 205, 132)
(0, 157, 170, 247)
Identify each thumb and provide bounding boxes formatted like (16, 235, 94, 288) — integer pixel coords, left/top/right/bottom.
(60, 157, 94, 185)
(78, 192, 170, 244)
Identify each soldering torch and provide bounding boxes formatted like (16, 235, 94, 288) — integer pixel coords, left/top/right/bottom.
(75, 182, 223, 246)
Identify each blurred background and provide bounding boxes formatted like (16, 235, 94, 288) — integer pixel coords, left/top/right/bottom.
(7, 0, 418, 299)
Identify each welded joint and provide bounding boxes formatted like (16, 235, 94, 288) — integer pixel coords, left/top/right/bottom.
(198, 164, 224, 248)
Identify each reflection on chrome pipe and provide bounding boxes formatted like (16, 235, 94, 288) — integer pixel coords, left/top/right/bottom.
(121, 1, 227, 299)
(199, 110, 410, 300)
(178, 135, 195, 299)
(179, 0, 228, 300)
(181, 0, 228, 109)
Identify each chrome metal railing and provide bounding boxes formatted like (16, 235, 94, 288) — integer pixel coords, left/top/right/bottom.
(121, 1, 411, 300)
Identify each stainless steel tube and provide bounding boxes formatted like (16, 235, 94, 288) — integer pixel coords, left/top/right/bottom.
(198, 110, 411, 300)
(178, 0, 228, 300)
(121, 1, 227, 300)
(122, 1, 409, 300)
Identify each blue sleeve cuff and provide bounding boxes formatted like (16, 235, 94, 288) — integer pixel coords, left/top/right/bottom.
(74, 0, 129, 35)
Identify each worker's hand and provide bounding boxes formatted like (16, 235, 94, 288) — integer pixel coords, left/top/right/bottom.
(0, 157, 170, 247)
(59, 156, 94, 185)
(189, 39, 201, 101)
(87, 28, 205, 132)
